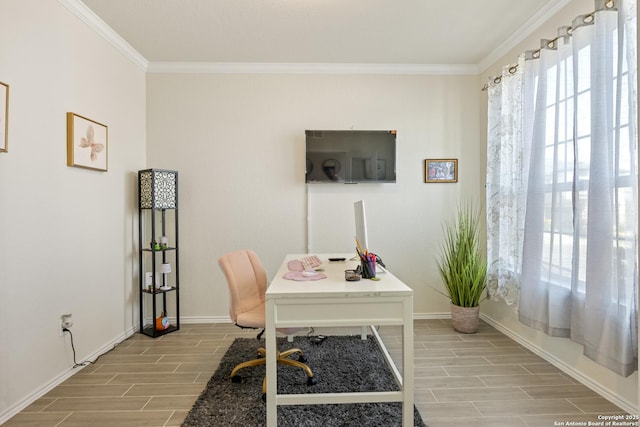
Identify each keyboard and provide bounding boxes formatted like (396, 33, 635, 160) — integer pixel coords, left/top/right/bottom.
(301, 255, 323, 270)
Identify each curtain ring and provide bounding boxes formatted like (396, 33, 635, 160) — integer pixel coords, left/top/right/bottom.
(605, 0, 614, 9)
(508, 65, 518, 74)
(493, 76, 502, 84)
(583, 13, 594, 24)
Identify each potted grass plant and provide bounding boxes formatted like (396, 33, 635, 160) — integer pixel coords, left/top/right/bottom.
(436, 202, 487, 334)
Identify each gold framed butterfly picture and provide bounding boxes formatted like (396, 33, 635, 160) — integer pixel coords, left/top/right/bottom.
(67, 112, 108, 172)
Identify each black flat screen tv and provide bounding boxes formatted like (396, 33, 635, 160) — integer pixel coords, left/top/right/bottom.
(305, 130, 397, 183)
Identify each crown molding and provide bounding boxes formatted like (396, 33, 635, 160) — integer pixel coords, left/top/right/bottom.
(60, 0, 568, 76)
(56, 0, 478, 76)
(146, 61, 479, 75)
(58, 0, 149, 71)
(478, 0, 572, 73)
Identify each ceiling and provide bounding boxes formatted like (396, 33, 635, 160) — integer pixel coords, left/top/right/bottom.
(79, 0, 566, 71)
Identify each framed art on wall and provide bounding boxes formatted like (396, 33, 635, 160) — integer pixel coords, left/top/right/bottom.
(425, 159, 457, 183)
(0, 81, 8, 153)
(67, 112, 108, 172)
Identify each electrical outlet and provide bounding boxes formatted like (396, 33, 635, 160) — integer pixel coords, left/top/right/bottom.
(60, 313, 73, 335)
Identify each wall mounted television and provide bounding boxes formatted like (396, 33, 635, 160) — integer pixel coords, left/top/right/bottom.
(305, 130, 397, 183)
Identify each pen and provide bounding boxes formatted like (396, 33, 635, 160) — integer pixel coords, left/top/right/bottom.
(354, 237, 364, 255)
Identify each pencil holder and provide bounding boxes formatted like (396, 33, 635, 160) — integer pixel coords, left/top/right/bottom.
(360, 259, 376, 279)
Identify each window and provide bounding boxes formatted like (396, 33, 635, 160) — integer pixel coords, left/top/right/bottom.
(488, 3, 638, 376)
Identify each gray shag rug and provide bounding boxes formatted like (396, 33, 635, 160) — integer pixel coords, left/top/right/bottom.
(182, 335, 427, 427)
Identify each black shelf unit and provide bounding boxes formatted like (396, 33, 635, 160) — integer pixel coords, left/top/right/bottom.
(138, 169, 180, 338)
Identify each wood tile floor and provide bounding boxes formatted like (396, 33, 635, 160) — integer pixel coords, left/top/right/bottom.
(4, 320, 629, 427)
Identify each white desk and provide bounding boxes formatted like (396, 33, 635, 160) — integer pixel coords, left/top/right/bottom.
(265, 254, 414, 427)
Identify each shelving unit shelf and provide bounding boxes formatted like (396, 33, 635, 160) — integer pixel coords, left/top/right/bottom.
(138, 168, 180, 338)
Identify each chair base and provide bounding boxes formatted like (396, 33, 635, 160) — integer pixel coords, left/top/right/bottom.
(229, 347, 316, 394)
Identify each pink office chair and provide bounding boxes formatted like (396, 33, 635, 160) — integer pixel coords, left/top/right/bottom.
(218, 250, 316, 396)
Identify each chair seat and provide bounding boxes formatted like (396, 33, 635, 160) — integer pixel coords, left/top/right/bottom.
(236, 303, 306, 337)
(235, 303, 265, 329)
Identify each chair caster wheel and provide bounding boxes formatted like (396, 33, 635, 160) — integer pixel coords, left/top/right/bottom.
(231, 375, 242, 383)
(298, 355, 308, 363)
(307, 376, 317, 386)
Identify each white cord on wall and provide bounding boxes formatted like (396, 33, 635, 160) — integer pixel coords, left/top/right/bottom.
(306, 183, 312, 254)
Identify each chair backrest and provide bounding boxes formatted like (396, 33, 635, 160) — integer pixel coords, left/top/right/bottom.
(218, 250, 267, 326)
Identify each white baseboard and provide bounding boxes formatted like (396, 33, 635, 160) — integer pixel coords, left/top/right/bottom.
(181, 314, 452, 323)
(143, 316, 231, 326)
(413, 312, 450, 320)
(480, 313, 638, 415)
(0, 325, 137, 425)
(180, 316, 231, 324)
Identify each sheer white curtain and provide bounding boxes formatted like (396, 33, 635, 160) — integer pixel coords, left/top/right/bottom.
(517, 0, 638, 377)
(486, 55, 527, 308)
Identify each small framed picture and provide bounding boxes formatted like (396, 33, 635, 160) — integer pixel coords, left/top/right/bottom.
(0, 81, 8, 153)
(425, 159, 458, 183)
(67, 112, 108, 172)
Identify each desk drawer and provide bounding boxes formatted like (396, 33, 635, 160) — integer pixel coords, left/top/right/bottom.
(272, 296, 409, 327)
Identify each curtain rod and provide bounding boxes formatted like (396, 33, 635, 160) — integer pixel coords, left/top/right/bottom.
(480, 0, 615, 91)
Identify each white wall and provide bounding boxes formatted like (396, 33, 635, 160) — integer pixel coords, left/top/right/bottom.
(146, 72, 482, 320)
(478, 0, 638, 413)
(0, 0, 146, 421)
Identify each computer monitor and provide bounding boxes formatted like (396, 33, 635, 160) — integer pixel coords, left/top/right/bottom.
(354, 200, 369, 253)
